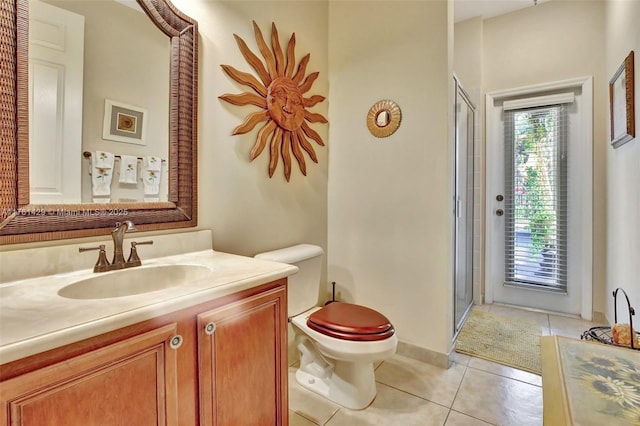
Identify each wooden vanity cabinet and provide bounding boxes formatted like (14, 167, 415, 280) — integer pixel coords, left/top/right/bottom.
(0, 324, 180, 425)
(197, 284, 288, 425)
(0, 279, 288, 426)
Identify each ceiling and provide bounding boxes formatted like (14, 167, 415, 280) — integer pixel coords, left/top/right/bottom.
(119, 0, 547, 26)
(454, 0, 551, 23)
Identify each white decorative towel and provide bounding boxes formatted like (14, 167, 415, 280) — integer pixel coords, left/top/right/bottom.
(143, 157, 161, 195)
(146, 155, 162, 171)
(94, 151, 115, 168)
(118, 155, 138, 184)
(92, 153, 114, 196)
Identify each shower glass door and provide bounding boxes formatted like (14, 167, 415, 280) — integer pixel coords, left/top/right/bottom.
(454, 77, 475, 334)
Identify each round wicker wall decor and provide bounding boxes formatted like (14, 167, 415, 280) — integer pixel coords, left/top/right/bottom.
(366, 99, 401, 138)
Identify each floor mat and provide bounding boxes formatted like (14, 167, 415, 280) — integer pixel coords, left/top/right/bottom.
(455, 310, 542, 374)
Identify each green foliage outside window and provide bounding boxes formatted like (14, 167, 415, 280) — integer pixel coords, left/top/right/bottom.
(513, 110, 557, 254)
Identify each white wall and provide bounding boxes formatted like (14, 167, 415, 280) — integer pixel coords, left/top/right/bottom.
(604, 0, 640, 323)
(327, 0, 455, 357)
(480, 0, 608, 316)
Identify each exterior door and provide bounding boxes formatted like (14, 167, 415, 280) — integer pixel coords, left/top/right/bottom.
(485, 79, 593, 318)
(29, 1, 84, 204)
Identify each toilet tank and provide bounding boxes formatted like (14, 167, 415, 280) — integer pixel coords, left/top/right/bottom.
(255, 244, 323, 316)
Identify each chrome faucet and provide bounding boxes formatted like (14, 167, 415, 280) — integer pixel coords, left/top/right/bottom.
(80, 221, 153, 272)
(110, 220, 137, 269)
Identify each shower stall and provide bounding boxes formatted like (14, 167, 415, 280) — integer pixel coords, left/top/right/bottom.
(453, 76, 476, 335)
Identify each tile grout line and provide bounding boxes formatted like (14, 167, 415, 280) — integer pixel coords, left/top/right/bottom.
(447, 407, 500, 426)
(373, 379, 454, 410)
(464, 362, 542, 387)
(449, 362, 469, 411)
(445, 363, 502, 424)
(322, 406, 340, 426)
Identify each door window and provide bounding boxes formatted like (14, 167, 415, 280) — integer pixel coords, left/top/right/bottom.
(504, 105, 567, 292)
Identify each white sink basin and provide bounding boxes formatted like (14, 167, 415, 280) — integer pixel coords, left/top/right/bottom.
(58, 264, 212, 299)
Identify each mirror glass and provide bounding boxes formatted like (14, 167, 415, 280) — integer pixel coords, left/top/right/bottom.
(29, 0, 170, 204)
(0, 0, 197, 244)
(375, 110, 390, 127)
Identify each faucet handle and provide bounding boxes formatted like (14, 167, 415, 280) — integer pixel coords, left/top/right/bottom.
(79, 245, 110, 273)
(126, 240, 153, 268)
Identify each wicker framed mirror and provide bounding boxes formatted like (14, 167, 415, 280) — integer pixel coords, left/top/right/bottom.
(0, 0, 198, 244)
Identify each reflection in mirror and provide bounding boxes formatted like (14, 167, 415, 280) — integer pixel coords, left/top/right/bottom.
(0, 0, 198, 244)
(375, 110, 390, 127)
(29, 0, 170, 204)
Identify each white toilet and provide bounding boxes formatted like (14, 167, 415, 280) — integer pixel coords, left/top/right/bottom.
(255, 244, 397, 410)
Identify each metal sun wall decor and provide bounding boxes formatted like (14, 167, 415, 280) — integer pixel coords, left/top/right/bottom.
(219, 21, 328, 181)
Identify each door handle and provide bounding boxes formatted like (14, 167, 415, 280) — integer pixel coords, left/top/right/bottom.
(496, 209, 504, 216)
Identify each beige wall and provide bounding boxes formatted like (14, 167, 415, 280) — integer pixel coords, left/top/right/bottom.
(604, 0, 640, 323)
(478, 0, 608, 316)
(4, 1, 329, 265)
(172, 0, 329, 259)
(454, 16, 482, 96)
(327, 0, 455, 357)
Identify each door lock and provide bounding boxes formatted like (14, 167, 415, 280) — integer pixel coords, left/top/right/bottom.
(496, 194, 504, 202)
(496, 209, 504, 216)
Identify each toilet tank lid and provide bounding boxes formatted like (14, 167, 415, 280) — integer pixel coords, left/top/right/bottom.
(254, 244, 323, 264)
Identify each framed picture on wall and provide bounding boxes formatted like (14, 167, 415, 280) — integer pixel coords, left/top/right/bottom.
(102, 99, 148, 145)
(609, 51, 635, 149)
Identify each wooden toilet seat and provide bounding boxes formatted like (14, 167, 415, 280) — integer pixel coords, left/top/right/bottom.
(307, 302, 395, 341)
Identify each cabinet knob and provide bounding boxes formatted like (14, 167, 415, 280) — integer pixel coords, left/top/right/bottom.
(169, 335, 183, 349)
(205, 322, 216, 335)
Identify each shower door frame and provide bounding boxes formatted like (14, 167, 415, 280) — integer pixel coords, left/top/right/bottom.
(453, 75, 476, 335)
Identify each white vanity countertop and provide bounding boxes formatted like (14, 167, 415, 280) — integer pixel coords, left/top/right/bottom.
(0, 249, 298, 365)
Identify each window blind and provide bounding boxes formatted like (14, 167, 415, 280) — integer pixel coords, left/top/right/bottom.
(504, 105, 568, 292)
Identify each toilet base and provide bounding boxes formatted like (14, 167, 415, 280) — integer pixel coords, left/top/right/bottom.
(295, 336, 377, 410)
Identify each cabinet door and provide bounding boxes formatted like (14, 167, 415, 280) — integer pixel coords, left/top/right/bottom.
(198, 285, 288, 426)
(0, 324, 180, 426)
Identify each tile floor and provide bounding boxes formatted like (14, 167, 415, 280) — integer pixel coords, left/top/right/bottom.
(288, 304, 606, 425)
